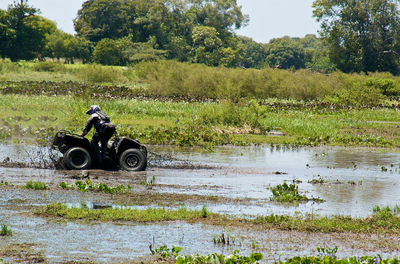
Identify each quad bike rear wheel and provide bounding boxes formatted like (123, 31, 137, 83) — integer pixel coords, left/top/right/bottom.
(64, 147, 92, 170)
(118, 149, 147, 171)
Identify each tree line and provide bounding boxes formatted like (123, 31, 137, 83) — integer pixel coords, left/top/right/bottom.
(1, 0, 400, 75)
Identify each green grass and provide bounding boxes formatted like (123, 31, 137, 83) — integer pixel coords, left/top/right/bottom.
(38, 203, 211, 222)
(24, 180, 49, 190)
(2, 94, 400, 147)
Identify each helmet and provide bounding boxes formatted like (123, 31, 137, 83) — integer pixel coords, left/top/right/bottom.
(86, 105, 101, 115)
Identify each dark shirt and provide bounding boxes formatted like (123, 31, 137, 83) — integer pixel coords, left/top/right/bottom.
(81, 112, 110, 136)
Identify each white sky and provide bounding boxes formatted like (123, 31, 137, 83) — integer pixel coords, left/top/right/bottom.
(0, 0, 320, 44)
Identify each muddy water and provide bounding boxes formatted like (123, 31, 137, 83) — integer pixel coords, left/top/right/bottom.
(1, 144, 400, 262)
(149, 145, 400, 217)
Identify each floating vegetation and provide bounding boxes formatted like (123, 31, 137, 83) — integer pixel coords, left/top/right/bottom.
(150, 245, 263, 264)
(269, 182, 324, 203)
(280, 247, 400, 264)
(24, 180, 48, 190)
(59, 180, 132, 194)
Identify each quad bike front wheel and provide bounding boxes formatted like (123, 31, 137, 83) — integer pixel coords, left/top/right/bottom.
(118, 149, 147, 171)
(63, 147, 92, 170)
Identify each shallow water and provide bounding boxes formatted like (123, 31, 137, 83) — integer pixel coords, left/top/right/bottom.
(2, 144, 400, 262)
(148, 145, 400, 217)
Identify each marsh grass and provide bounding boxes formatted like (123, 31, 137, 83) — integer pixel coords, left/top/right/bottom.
(36, 203, 400, 235)
(38, 203, 210, 222)
(255, 206, 400, 234)
(25, 180, 48, 190)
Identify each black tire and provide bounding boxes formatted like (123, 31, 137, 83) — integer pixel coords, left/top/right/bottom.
(63, 147, 92, 170)
(118, 149, 147, 171)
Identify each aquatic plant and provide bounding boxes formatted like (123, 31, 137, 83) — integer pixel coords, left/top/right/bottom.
(269, 182, 324, 203)
(150, 245, 263, 264)
(140, 176, 155, 189)
(149, 245, 182, 259)
(59, 180, 132, 194)
(280, 247, 399, 264)
(24, 180, 49, 190)
(0, 224, 12, 236)
(212, 232, 235, 245)
(316, 246, 338, 258)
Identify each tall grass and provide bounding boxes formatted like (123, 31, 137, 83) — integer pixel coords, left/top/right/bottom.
(2, 60, 400, 106)
(135, 60, 400, 104)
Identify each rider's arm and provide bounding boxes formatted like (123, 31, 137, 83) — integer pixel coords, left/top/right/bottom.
(81, 116, 95, 137)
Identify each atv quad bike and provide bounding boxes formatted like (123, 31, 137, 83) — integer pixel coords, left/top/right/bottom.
(52, 130, 147, 171)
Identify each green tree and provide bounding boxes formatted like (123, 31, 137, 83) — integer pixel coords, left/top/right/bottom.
(192, 25, 222, 66)
(313, 0, 400, 74)
(236, 36, 267, 69)
(2, 0, 56, 61)
(74, 0, 131, 42)
(74, 0, 248, 65)
(93, 38, 122, 65)
(0, 9, 14, 57)
(45, 32, 93, 63)
(264, 37, 307, 69)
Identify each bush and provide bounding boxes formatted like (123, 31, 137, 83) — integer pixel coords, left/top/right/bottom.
(323, 73, 385, 107)
(0, 58, 20, 73)
(366, 78, 399, 96)
(78, 64, 125, 83)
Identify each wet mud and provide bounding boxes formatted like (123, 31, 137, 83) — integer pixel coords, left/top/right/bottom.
(1, 144, 400, 262)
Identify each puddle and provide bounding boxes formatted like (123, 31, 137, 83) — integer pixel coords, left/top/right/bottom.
(2, 144, 400, 261)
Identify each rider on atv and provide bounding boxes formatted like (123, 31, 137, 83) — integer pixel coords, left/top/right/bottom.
(81, 105, 116, 163)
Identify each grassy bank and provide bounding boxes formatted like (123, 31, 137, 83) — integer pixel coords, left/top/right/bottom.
(38, 204, 400, 235)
